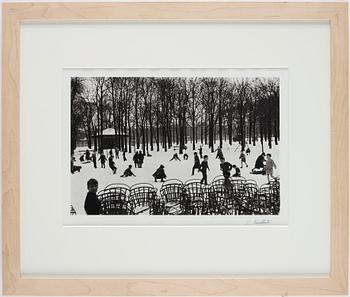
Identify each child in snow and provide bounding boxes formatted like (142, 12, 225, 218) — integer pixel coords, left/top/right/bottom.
(92, 152, 97, 168)
(215, 147, 224, 159)
(199, 155, 210, 185)
(108, 155, 117, 174)
(98, 152, 107, 168)
(183, 153, 189, 160)
(239, 150, 248, 168)
(232, 165, 241, 177)
(85, 149, 91, 160)
(84, 178, 100, 215)
(138, 151, 145, 168)
(133, 151, 139, 168)
(246, 147, 251, 155)
(120, 165, 136, 177)
(170, 153, 181, 161)
(254, 152, 265, 170)
(153, 165, 167, 182)
(192, 152, 201, 175)
(71, 155, 81, 174)
(220, 158, 233, 186)
(265, 153, 277, 182)
(123, 150, 127, 161)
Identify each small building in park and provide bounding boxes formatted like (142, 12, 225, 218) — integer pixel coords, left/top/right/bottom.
(96, 128, 128, 150)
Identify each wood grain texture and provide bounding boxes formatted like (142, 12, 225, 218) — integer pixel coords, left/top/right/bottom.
(2, 2, 348, 296)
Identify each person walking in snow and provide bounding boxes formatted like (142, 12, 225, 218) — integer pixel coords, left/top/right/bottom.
(98, 152, 107, 168)
(199, 155, 210, 185)
(133, 151, 139, 168)
(108, 155, 117, 174)
(199, 146, 203, 159)
(192, 152, 201, 175)
(215, 147, 224, 159)
(239, 150, 248, 168)
(265, 153, 277, 182)
(92, 152, 97, 168)
(122, 150, 127, 161)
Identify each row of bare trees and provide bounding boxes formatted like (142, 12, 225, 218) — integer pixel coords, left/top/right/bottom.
(71, 77, 279, 154)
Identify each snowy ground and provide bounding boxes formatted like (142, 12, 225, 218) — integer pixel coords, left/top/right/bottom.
(71, 141, 279, 215)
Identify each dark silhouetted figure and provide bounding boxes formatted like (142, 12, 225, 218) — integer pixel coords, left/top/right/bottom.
(92, 153, 97, 168)
(192, 152, 200, 175)
(199, 155, 210, 185)
(84, 178, 100, 215)
(120, 165, 136, 177)
(232, 165, 241, 177)
(85, 149, 91, 160)
(98, 152, 106, 168)
(220, 158, 233, 186)
(108, 155, 117, 174)
(215, 147, 224, 159)
(123, 150, 127, 161)
(133, 151, 139, 168)
(153, 165, 167, 182)
(239, 150, 248, 168)
(170, 153, 181, 161)
(199, 146, 203, 159)
(255, 153, 266, 169)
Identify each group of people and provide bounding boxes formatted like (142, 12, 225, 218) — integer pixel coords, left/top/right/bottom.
(77, 144, 277, 187)
(132, 151, 145, 168)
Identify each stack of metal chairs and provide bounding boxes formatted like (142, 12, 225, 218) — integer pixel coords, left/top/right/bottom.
(96, 176, 280, 215)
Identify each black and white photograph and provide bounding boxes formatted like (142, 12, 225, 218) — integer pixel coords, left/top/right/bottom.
(70, 74, 280, 216)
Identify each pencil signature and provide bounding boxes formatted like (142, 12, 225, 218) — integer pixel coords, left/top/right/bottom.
(245, 219, 271, 225)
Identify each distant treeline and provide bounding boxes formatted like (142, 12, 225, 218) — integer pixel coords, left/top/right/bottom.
(71, 77, 280, 154)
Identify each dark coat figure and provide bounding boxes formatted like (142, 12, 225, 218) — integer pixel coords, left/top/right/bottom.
(138, 151, 145, 168)
(108, 155, 117, 174)
(109, 149, 113, 156)
(220, 161, 233, 179)
(84, 192, 100, 215)
(121, 165, 136, 177)
(79, 155, 85, 162)
(183, 153, 189, 160)
(92, 153, 97, 168)
(115, 148, 120, 159)
(215, 148, 224, 159)
(123, 150, 127, 161)
(170, 153, 181, 161)
(255, 153, 266, 169)
(246, 147, 251, 155)
(133, 152, 139, 168)
(192, 153, 201, 175)
(199, 146, 203, 159)
(232, 165, 241, 177)
(85, 149, 91, 160)
(153, 165, 166, 182)
(98, 153, 107, 168)
(199, 157, 210, 185)
(71, 156, 81, 173)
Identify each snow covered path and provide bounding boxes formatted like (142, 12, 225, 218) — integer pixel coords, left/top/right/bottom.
(71, 141, 279, 215)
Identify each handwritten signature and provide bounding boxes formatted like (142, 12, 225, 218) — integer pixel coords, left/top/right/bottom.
(245, 219, 272, 225)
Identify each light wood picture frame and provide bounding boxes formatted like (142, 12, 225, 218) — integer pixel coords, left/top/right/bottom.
(2, 2, 348, 296)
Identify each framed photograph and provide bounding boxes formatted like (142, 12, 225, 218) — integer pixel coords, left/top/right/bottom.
(2, 2, 348, 296)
